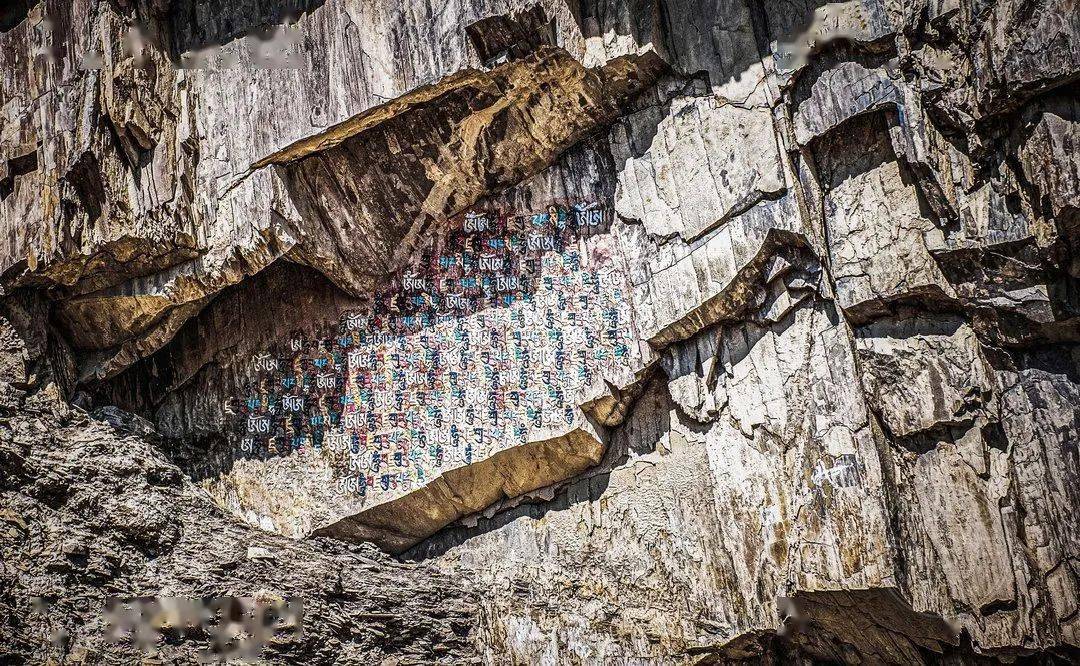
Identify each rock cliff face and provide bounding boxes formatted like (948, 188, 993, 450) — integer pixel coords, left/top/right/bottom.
(1, 0, 1078, 663)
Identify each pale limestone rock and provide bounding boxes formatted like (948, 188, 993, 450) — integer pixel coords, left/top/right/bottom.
(419, 296, 900, 659)
(1, 0, 1079, 663)
(629, 194, 809, 346)
(883, 353, 1080, 651)
(819, 115, 955, 320)
(245, 545, 276, 560)
(855, 315, 994, 438)
(793, 58, 900, 145)
(612, 96, 786, 241)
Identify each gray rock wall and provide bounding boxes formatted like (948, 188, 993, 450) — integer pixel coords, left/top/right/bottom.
(1, 0, 1078, 662)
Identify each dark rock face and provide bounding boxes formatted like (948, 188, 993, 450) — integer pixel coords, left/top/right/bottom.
(0, 303, 478, 664)
(2, 0, 1079, 663)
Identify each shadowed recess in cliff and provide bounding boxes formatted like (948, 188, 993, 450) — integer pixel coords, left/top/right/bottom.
(568, 0, 836, 88)
(465, 4, 556, 66)
(164, 0, 326, 56)
(0, 150, 37, 202)
(51, 43, 665, 388)
(256, 44, 668, 298)
(0, 0, 34, 33)
(95, 260, 362, 431)
(96, 197, 640, 554)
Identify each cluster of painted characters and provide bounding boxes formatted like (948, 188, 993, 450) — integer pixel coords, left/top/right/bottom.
(233, 204, 638, 501)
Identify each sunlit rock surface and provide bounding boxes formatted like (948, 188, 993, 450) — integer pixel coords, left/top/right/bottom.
(1, 0, 1079, 663)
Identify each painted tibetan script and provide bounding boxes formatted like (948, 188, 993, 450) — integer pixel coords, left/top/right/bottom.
(231, 203, 639, 508)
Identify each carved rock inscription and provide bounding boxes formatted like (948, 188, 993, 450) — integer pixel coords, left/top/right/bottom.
(226, 204, 641, 539)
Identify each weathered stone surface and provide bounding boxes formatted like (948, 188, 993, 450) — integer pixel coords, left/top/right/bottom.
(613, 96, 786, 241)
(968, 0, 1080, 117)
(313, 417, 607, 553)
(0, 317, 479, 664)
(56, 45, 663, 386)
(793, 57, 900, 145)
(2, 0, 1079, 662)
(855, 314, 993, 438)
(1, 0, 664, 382)
(0, 412, 481, 663)
(628, 195, 810, 346)
(1015, 91, 1080, 221)
(881, 350, 1080, 652)
(816, 112, 955, 320)
(415, 294, 903, 660)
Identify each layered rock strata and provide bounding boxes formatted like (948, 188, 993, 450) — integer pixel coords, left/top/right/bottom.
(1, 0, 1078, 662)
